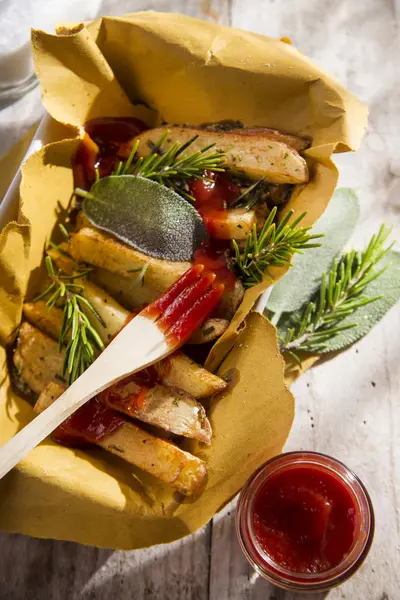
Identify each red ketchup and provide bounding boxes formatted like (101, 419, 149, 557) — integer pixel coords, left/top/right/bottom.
(190, 171, 240, 290)
(189, 170, 240, 237)
(236, 452, 374, 592)
(101, 369, 160, 417)
(53, 396, 125, 448)
(73, 116, 148, 188)
(252, 465, 356, 573)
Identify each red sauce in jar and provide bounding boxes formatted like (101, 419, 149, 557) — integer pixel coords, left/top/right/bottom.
(252, 464, 357, 574)
(236, 452, 374, 592)
(53, 396, 125, 448)
(73, 116, 148, 188)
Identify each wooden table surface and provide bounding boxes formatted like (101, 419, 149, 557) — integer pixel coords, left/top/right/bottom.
(0, 1, 399, 598)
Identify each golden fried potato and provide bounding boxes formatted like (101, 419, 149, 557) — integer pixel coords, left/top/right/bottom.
(188, 318, 229, 345)
(13, 323, 65, 395)
(208, 209, 256, 240)
(69, 227, 190, 292)
(134, 126, 308, 184)
(34, 382, 207, 495)
(154, 351, 227, 399)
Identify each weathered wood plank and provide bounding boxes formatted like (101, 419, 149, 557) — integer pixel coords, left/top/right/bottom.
(0, 526, 211, 600)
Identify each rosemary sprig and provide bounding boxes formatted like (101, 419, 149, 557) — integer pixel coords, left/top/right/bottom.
(34, 256, 105, 384)
(231, 207, 324, 287)
(113, 131, 226, 188)
(279, 224, 393, 363)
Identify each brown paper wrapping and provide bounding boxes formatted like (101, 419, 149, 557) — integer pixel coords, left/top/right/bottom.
(0, 12, 367, 549)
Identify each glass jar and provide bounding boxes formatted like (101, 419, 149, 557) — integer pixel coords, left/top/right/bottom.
(236, 451, 374, 593)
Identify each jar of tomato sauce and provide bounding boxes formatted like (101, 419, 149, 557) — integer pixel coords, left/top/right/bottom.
(236, 452, 374, 592)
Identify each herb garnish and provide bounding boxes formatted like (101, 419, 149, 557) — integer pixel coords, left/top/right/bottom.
(34, 255, 105, 384)
(231, 207, 323, 288)
(112, 131, 226, 192)
(278, 224, 393, 364)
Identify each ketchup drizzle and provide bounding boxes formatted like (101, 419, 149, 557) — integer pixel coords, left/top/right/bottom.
(73, 116, 148, 188)
(53, 396, 125, 448)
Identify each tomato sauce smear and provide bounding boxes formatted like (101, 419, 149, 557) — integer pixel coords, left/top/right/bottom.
(53, 396, 125, 448)
(252, 464, 358, 574)
(73, 116, 148, 188)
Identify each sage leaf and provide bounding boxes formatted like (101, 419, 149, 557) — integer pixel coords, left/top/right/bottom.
(82, 175, 207, 261)
(267, 188, 359, 319)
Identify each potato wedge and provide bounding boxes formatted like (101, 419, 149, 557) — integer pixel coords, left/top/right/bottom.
(154, 351, 227, 399)
(69, 227, 191, 292)
(14, 323, 65, 395)
(134, 126, 308, 184)
(24, 290, 128, 346)
(48, 244, 161, 313)
(216, 279, 245, 320)
(102, 378, 212, 443)
(206, 208, 256, 240)
(23, 301, 64, 342)
(99, 421, 207, 494)
(188, 318, 229, 345)
(91, 268, 160, 309)
(47, 244, 76, 273)
(34, 382, 207, 495)
(235, 127, 310, 153)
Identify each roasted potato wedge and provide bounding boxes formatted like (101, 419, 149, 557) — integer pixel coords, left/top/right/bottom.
(47, 244, 77, 273)
(13, 323, 65, 395)
(134, 126, 308, 184)
(188, 318, 229, 345)
(23, 301, 65, 342)
(34, 382, 207, 495)
(99, 421, 207, 494)
(216, 279, 245, 320)
(90, 268, 160, 309)
(154, 351, 227, 399)
(206, 208, 256, 240)
(102, 378, 212, 443)
(69, 227, 191, 292)
(235, 127, 310, 153)
(48, 244, 161, 312)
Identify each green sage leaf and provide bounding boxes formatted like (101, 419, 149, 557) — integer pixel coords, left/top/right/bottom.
(82, 175, 207, 261)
